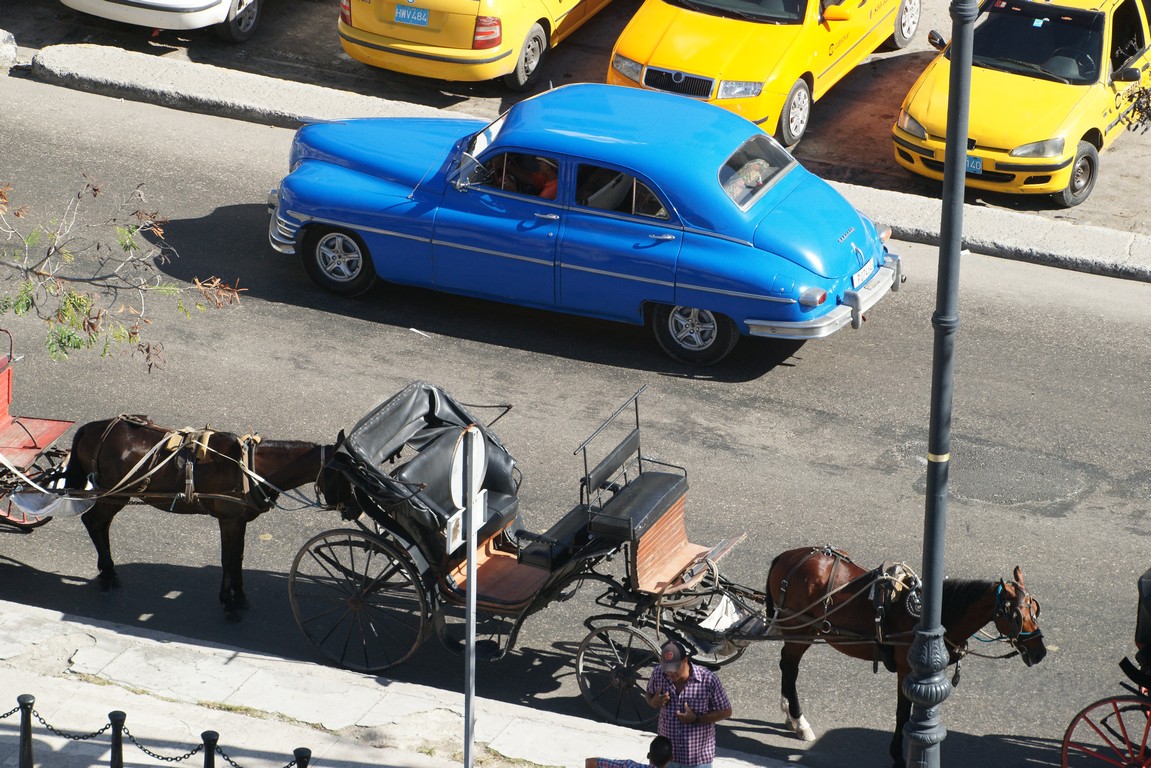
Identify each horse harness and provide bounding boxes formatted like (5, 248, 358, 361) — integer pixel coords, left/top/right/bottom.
(89, 415, 273, 512)
(772, 545, 923, 673)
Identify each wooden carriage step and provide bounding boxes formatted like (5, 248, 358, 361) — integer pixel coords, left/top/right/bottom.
(446, 534, 550, 615)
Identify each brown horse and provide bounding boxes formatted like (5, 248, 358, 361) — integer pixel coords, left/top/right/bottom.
(766, 545, 1046, 768)
(63, 415, 334, 619)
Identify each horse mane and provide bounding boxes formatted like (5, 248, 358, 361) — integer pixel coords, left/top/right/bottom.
(940, 579, 996, 628)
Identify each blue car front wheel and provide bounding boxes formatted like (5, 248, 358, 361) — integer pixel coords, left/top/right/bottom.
(651, 304, 739, 366)
(301, 227, 377, 297)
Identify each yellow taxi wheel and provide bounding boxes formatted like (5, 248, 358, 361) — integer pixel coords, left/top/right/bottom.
(888, 0, 920, 50)
(777, 79, 811, 147)
(502, 23, 548, 91)
(1053, 141, 1098, 209)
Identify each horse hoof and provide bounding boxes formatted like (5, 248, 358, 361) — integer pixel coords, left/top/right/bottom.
(787, 714, 816, 742)
(224, 609, 243, 623)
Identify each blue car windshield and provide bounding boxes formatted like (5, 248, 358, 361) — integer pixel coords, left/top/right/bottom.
(664, 0, 802, 24)
(467, 114, 507, 157)
(719, 134, 794, 208)
(952, 0, 1104, 85)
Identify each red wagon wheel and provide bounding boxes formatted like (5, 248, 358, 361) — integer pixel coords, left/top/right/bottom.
(1062, 695, 1151, 767)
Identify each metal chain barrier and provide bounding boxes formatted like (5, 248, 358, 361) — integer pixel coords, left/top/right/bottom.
(11, 694, 311, 768)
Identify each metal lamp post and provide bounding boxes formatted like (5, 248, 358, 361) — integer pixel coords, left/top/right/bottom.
(902, 0, 978, 765)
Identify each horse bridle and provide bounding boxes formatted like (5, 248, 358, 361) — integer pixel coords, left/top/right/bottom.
(994, 580, 1044, 654)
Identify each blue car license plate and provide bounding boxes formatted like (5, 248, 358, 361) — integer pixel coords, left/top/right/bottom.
(966, 155, 983, 174)
(394, 5, 429, 25)
(851, 261, 872, 289)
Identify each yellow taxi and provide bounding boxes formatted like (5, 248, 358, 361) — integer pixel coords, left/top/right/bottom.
(893, 0, 1151, 207)
(606, 0, 921, 146)
(338, 0, 613, 89)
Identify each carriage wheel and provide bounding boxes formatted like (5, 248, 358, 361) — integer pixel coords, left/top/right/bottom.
(1062, 695, 1151, 767)
(289, 528, 429, 673)
(0, 447, 70, 530)
(576, 625, 660, 727)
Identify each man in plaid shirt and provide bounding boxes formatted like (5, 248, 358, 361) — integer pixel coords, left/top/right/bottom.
(645, 640, 732, 768)
(586, 735, 673, 768)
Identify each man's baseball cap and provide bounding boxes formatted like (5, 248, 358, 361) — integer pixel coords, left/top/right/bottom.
(661, 640, 686, 671)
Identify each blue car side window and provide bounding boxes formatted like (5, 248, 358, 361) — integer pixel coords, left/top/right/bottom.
(575, 164, 669, 220)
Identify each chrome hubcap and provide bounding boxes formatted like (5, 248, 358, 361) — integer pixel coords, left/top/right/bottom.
(669, 307, 717, 351)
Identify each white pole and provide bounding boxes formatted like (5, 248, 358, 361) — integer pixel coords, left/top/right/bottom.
(461, 427, 486, 768)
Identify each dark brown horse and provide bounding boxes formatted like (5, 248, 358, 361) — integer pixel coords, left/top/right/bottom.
(63, 415, 334, 618)
(766, 545, 1046, 768)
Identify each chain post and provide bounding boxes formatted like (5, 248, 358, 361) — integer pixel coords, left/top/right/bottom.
(18, 694, 34, 768)
(202, 731, 218, 768)
(109, 711, 126, 768)
(294, 747, 312, 767)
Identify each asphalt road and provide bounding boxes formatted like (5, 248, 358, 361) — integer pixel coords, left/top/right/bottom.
(3, 75, 1151, 768)
(7, 0, 1151, 236)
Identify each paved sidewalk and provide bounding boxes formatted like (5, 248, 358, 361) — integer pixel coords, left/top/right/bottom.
(0, 599, 786, 768)
(9, 41, 1151, 283)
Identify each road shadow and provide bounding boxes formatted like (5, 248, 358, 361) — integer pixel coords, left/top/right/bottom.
(157, 203, 806, 381)
(799, 727, 1061, 768)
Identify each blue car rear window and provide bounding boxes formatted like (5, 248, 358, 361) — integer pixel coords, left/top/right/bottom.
(719, 134, 793, 208)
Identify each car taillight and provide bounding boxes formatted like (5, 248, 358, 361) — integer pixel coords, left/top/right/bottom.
(798, 288, 827, 307)
(339, 0, 351, 25)
(473, 16, 502, 49)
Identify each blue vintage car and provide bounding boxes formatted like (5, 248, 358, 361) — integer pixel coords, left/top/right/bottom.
(268, 83, 902, 365)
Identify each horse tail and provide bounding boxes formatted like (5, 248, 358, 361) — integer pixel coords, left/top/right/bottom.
(63, 418, 117, 490)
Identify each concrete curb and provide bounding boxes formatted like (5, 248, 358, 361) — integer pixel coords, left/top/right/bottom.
(31, 43, 452, 129)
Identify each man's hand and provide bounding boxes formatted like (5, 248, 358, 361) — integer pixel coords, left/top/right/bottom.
(648, 690, 670, 709)
(677, 702, 698, 724)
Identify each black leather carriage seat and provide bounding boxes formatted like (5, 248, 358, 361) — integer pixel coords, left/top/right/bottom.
(587, 471, 688, 543)
(393, 428, 520, 544)
(517, 503, 592, 572)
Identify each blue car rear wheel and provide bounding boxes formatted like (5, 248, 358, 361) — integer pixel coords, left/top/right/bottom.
(651, 304, 739, 366)
(301, 227, 377, 297)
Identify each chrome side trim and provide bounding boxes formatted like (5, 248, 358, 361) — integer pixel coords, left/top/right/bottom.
(559, 263, 675, 288)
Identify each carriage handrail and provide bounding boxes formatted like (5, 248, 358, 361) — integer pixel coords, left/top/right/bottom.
(572, 385, 647, 456)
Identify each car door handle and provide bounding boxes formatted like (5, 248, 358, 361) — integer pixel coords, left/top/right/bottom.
(534, 212, 560, 220)
(648, 233, 676, 241)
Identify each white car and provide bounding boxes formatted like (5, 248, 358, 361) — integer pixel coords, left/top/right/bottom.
(59, 0, 261, 42)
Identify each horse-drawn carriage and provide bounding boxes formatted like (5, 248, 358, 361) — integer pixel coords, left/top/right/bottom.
(290, 380, 752, 698)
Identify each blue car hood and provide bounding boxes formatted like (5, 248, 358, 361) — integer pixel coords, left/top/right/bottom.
(752, 171, 875, 279)
(292, 117, 485, 191)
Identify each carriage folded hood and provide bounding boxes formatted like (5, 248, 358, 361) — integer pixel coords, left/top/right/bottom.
(291, 118, 485, 189)
(341, 382, 517, 497)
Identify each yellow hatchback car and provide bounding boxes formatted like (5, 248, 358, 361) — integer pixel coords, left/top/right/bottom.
(607, 0, 921, 145)
(893, 0, 1151, 207)
(338, 0, 613, 89)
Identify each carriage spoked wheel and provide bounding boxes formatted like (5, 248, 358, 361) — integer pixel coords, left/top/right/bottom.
(289, 528, 429, 673)
(1061, 695, 1151, 767)
(0, 446, 71, 530)
(576, 625, 660, 727)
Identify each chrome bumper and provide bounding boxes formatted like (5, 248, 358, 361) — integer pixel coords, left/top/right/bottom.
(745, 253, 903, 340)
(267, 187, 298, 255)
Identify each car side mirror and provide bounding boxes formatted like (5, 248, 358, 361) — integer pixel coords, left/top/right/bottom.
(927, 30, 946, 51)
(823, 4, 851, 21)
(1113, 66, 1141, 83)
